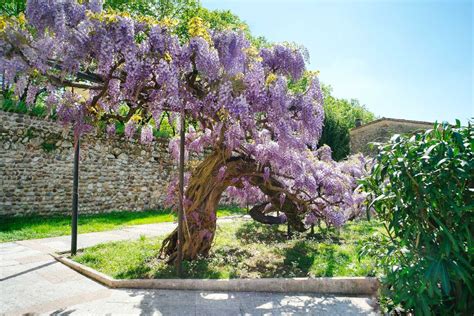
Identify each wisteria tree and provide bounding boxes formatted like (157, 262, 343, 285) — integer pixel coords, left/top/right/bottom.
(0, 0, 366, 263)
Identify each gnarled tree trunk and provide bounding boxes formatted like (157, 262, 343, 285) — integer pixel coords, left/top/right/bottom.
(160, 149, 306, 263)
(160, 149, 231, 263)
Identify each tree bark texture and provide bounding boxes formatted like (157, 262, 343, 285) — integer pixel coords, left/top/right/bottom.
(160, 150, 306, 263)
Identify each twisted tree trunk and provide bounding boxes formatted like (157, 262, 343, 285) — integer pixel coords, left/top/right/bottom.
(160, 149, 306, 263)
(160, 149, 231, 263)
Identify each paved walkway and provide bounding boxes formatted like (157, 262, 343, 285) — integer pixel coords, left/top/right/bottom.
(0, 218, 379, 315)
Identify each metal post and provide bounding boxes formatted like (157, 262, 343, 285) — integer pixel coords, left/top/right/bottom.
(71, 135, 80, 255)
(176, 108, 185, 277)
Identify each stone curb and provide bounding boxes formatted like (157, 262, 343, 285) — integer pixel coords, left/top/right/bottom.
(51, 253, 379, 295)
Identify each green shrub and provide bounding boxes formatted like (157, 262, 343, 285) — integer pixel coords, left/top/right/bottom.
(318, 112, 350, 161)
(361, 121, 473, 315)
(2, 96, 28, 114)
(153, 127, 171, 139)
(115, 121, 125, 136)
(1, 90, 49, 117)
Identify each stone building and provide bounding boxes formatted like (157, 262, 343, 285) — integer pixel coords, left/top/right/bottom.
(349, 117, 434, 155)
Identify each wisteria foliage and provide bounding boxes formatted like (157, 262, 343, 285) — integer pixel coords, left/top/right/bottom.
(0, 0, 367, 228)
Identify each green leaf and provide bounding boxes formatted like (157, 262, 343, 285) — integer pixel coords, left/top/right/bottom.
(440, 261, 451, 295)
(419, 296, 432, 316)
(436, 158, 449, 167)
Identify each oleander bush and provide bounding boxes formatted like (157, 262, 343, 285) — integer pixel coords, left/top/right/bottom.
(361, 121, 473, 315)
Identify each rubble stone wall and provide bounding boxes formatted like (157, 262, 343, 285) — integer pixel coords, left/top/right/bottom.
(0, 111, 179, 217)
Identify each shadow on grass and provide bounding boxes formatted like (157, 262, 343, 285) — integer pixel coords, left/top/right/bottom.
(235, 221, 345, 246)
(116, 264, 153, 279)
(280, 242, 352, 277)
(213, 245, 252, 265)
(150, 258, 224, 279)
(282, 241, 316, 275)
(311, 244, 352, 277)
(306, 232, 342, 245)
(235, 221, 287, 245)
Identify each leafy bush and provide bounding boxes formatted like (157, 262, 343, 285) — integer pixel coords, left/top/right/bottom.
(1, 90, 49, 117)
(361, 121, 473, 315)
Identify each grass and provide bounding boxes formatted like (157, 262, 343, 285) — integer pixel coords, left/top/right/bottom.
(0, 206, 245, 242)
(73, 219, 382, 279)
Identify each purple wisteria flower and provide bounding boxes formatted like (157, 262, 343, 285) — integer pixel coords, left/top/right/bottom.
(106, 124, 115, 137)
(25, 85, 39, 106)
(260, 44, 305, 80)
(304, 212, 317, 226)
(217, 166, 227, 182)
(326, 210, 346, 228)
(140, 125, 154, 144)
(212, 31, 248, 75)
(279, 193, 286, 207)
(124, 122, 136, 140)
(263, 167, 270, 182)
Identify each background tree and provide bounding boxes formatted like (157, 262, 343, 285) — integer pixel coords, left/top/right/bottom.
(0, 0, 26, 16)
(322, 85, 374, 128)
(1, 0, 367, 263)
(319, 85, 375, 160)
(318, 111, 351, 161)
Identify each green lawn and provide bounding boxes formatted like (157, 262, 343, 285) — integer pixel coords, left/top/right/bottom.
(0, 206, 245, 242)
(73, 219, 382, 279)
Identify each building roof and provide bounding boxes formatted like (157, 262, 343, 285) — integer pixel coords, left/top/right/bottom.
(350, 117, 435, 132)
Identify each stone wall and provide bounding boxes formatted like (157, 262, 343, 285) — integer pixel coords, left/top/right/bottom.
(0, 111, 179, 217)
(350, 118, 433, 155)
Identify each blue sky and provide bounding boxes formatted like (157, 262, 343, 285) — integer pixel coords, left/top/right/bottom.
(202, 0, 473, 123)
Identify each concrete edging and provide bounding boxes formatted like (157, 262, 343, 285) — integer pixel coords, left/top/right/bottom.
(52, 253, 379, 295)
